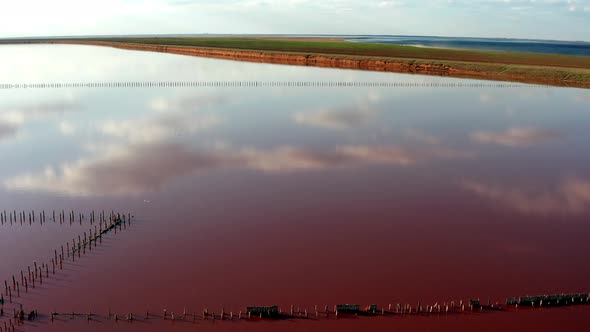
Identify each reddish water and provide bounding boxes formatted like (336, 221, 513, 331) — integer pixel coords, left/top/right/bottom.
(1, 44, 590, 331)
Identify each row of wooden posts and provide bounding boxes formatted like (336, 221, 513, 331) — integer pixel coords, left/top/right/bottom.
(37, 303, 494, 325)
(1, 211, 131, 311)
(0, 296, 588, 332)
(1, 209, 118, 226)
(21, 293, 590, 328)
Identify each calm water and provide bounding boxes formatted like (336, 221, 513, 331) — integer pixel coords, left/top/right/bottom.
(349, 36, 590, 56)
(1, 44, 590, 331)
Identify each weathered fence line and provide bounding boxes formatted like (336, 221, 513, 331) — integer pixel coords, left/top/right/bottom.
(0, 81, 544, 90)
(1, 209, 132, 227)
(1, 210, 132, 327)
(2, 291, 584, 331)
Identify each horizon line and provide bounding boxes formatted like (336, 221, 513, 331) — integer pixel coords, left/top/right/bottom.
(1, 33, 589, 44)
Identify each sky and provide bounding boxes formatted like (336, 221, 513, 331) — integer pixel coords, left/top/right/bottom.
(0, 0, 589, 41)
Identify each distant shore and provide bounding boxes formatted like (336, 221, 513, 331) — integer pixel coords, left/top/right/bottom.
(2, 37, 590, 88)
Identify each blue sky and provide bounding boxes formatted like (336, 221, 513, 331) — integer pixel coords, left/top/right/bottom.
(1, 0, 589, 41)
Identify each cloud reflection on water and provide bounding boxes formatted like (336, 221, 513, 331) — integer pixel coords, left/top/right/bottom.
(58, 121, 78, 136)
(0, 89, 482, 196)
(100, 112, 222, 143)
(13, 100, 79, 115)
(0, 98, 80, 142)
(403, 129, 440, 145)
(100, 95, 225, 143)
(293, 93, 381, 130)
(462, 178, 590, 217)
(471, 127, 561, 148)
(0, 121, 19, 141)
(4, 142, 473, 196)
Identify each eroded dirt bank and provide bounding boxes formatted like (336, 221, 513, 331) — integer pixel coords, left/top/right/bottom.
(43, 41, 590, 88)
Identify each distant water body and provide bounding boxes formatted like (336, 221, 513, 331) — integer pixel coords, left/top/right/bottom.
(348, 36, 590, 57)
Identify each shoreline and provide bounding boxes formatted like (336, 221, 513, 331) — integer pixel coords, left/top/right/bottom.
(5, 39, 590, 88)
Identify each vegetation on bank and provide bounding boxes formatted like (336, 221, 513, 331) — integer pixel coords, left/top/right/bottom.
(89, 37, 590, 69)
